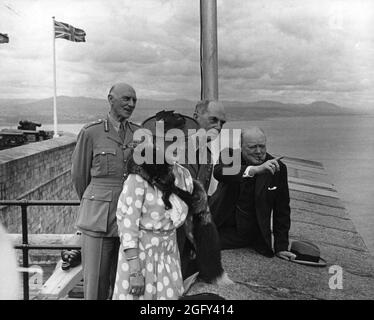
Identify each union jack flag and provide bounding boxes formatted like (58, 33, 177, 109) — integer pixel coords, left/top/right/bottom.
(0, 33, 9, 44)
(54, 20, 86, 42)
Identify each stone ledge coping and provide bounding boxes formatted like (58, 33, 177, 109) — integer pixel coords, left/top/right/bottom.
(0, 134, 77, 164)
(188, 157, 374, 300)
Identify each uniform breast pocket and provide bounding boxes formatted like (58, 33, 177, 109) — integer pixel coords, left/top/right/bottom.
(92, 148, 117, 176)
(77, 188, 113, 233)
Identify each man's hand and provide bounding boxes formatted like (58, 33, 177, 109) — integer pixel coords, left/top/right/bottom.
(252, 157, 282, 175)
(276, 251, 297, 261)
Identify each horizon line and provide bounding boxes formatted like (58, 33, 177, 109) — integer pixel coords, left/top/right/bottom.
(0, 95, 354, 107)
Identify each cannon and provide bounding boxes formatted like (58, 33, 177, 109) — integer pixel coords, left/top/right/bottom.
(0, 120, 54, 150)
(18, 120, 42, 131)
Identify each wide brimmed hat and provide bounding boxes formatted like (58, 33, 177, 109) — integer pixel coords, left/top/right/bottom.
(141, 110, 199, 138)
(290, 240, 327, 267)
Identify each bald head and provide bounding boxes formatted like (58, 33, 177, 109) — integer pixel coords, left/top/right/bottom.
(207, 101, 226, 119)
(193, 100, 226, 140)
(241, 127, 266, 144)
(109, 83, 136, 97)
(241, 127, 267, 165)
(108, 83, 137, 121)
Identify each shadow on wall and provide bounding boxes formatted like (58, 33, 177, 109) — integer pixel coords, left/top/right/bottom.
(0, 135, 79, 234)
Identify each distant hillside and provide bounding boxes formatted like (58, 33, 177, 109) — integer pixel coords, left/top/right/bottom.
(0, 96, 196, 125)
(220, 100, 359, 121)
(0, 96, 362, 125)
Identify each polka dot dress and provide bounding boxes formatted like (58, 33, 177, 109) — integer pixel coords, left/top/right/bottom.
(112, 163, 193, 300)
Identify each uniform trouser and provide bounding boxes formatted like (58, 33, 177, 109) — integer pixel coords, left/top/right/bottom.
(81, 234, 120, 300)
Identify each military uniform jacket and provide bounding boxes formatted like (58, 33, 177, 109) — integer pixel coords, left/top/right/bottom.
(71, 117, 140, 237)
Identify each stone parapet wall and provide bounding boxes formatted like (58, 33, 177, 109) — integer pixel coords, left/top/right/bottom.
(0, 134, 79, 234)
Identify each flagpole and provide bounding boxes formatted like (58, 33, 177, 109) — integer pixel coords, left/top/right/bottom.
(52, 16, 58, 138)
(200, 0, 218, 100)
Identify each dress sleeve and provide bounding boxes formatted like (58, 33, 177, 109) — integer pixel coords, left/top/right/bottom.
(116, 174, 145, 249)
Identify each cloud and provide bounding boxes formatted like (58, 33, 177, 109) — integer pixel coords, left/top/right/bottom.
(0, 0, 373, 109)
(215, 0, 374, 108)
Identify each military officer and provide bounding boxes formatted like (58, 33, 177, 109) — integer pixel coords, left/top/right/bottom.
(71, 83, 140, 300)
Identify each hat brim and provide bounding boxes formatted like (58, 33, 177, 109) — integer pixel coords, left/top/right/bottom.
(290, 257, 327, 267)
(141, 114, 199, 137)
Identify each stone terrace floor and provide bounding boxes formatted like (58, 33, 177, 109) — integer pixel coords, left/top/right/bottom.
(188, 156, 374, 300)
(25, 156, 374, 300)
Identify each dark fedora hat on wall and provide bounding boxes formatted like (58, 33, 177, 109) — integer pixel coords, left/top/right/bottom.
(141, 110, 199, 137)
(290, 240, 327, 267)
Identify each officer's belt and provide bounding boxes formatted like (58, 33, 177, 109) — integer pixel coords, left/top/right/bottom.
(90, 176, 124, 187)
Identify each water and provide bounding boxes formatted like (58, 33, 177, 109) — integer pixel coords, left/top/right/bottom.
(3, 115, 374, 253)
(226, 115, 374, 254)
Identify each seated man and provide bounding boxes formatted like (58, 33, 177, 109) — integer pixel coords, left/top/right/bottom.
(209, 127, 296, 260)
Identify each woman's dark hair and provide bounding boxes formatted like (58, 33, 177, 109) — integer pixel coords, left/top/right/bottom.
(140, 146, 175, 210)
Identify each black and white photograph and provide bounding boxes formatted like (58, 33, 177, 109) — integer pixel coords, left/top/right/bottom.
(0, 0, 373, 305)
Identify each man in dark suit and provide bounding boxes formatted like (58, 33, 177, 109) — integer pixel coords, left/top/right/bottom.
(178, 100, 227, 280)
(187, 100, 226, 193)
(209, 127, 296, 260)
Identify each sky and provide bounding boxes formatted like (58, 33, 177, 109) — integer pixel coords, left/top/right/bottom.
(0, 0, 374, 110)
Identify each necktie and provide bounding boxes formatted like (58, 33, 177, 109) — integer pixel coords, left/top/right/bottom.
(119, 122, 126, 142)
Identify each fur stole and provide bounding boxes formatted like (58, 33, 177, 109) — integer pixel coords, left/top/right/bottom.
(126, 157, 224, 283)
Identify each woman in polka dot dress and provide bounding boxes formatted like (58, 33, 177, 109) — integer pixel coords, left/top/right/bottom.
(112, 159, 193, 300)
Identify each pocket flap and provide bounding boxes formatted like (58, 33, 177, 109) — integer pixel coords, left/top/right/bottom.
(82, 188, 112, 201)
(93, 148, 116, 156)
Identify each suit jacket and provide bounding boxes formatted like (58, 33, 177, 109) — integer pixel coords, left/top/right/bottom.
(71, 116, 140, 237)
(184, 147, 213, 192)
(180, 148, 211, 256)
(209, 149, 291, 255)
(179, 142, 214, 278)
